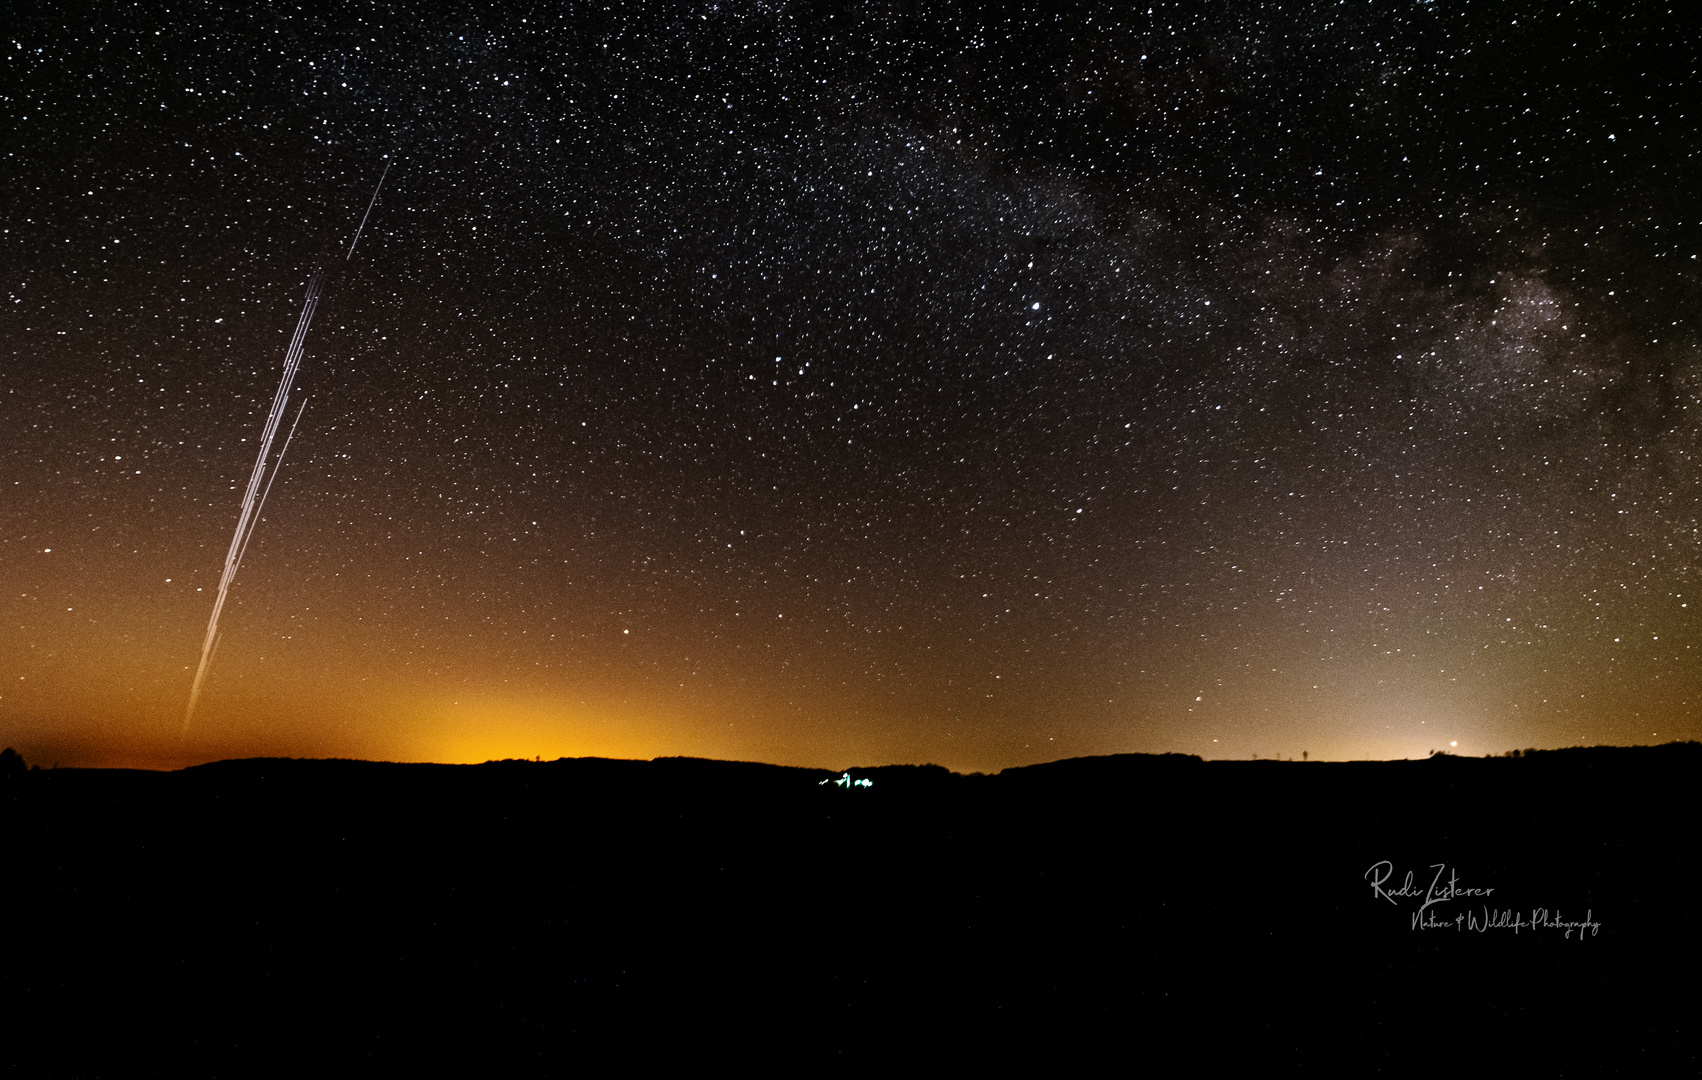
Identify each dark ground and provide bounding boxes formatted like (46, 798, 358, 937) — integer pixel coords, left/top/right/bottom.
(6, 746, 1696, 1074)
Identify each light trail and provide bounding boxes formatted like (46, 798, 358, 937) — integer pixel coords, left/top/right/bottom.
(346, 160, 390, 261)
(234, 398, 307, 584)
(184, 163, 391, 734)
(184, 271, 323, 733)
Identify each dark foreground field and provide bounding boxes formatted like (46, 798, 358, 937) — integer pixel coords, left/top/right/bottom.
(6, 745, 1697, 1074)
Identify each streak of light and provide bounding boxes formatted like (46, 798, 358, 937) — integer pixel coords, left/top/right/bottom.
(184, 270, 323, 733)
(346, 160, 391, 261)
(235, 398, 307, 576)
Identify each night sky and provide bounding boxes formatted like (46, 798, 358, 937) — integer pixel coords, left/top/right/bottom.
(6, 1, 1699, 771)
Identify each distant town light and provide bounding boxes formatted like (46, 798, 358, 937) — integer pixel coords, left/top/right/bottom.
(820, 772, 873, 789)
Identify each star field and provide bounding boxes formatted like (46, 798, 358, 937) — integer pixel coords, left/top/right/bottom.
(4, 1, 1699, 770)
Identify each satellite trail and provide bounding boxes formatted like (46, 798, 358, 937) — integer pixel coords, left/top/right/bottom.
(346, 160, 389, 261)
(184, 271, 322, 732)
(184, 163, 391, 733)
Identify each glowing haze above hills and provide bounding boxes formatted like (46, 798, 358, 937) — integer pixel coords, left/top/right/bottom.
(4, 1, 1699, 771)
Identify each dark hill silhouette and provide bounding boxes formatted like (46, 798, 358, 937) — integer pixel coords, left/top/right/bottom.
(992, 750, 1205, 785)
(7, 745, 1696, 1073)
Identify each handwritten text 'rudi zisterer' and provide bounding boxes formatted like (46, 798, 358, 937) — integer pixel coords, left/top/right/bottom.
(1364, 861, 1601, 939)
